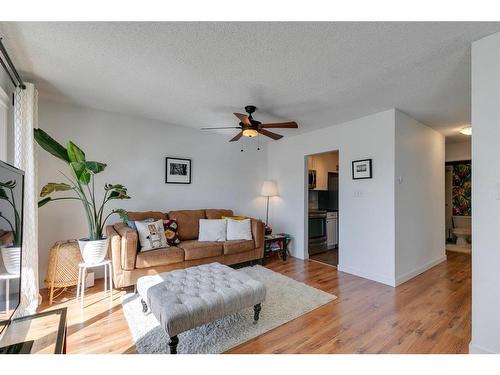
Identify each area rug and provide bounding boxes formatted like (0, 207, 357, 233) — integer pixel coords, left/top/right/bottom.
(121, 264, 336, 354)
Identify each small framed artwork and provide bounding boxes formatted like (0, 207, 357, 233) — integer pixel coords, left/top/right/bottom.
(165, 157, 191, 184)
(352, 159, 372, 180)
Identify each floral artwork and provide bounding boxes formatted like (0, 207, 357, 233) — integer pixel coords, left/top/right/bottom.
(452, 163, 471, 216)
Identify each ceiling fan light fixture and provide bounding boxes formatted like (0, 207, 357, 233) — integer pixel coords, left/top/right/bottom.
(242, 129, 258, 137)
(459, 126, 472, 136)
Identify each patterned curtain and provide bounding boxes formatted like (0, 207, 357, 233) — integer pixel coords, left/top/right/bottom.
(452, 163, 472, 216)
(13, 83, 39, 316)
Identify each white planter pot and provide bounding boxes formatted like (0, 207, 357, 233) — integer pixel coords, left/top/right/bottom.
(78, 238, 109, 265)
(1, 246, 21, 275)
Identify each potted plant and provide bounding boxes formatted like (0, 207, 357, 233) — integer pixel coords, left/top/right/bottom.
(34, 128, 130, 265)
(0, 179, 22, 275)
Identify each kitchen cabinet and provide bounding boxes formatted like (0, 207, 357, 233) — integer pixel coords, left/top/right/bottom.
(308, 151, 339, 190)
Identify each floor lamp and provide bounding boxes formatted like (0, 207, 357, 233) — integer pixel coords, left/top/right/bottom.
(261, 181, 279, 233)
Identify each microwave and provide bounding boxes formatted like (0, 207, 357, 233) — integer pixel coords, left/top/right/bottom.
(308, 169, 316, 189)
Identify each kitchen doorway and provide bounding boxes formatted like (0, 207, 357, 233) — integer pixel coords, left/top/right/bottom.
(307, 150, 339, 267)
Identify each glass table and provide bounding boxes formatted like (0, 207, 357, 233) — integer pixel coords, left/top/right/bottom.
(0, 307, 67, 354)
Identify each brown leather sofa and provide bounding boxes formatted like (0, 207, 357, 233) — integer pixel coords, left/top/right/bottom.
(105, 209, 265, 288)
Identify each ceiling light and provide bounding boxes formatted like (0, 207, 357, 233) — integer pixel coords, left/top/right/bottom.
(459, 126, 472, 136)
(242, 129, 258, 137)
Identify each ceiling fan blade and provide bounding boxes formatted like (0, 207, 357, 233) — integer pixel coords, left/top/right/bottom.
(258, 129, 283, 140)
(233, 113, 251, 126)
(260, 121, 298, 129)
(201, 127, 241, 130)
(229, 131, 243, 142)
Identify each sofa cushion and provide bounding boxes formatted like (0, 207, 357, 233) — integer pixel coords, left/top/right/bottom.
(127, 211, 168, 221)
(223, 239, 255, 255)
(135, 247, 184, 269)
(178, 240, 223, 260)
(205, 209, 233, 219)
(168, 209, 206, 240)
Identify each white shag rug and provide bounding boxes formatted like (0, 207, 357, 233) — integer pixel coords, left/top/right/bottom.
(121, 265, 336, 354)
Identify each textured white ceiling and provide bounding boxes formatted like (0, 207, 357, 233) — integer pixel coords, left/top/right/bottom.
(1, 22, 499, 142)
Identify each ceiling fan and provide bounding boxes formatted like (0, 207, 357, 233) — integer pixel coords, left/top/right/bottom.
(201, 105, 298, 142)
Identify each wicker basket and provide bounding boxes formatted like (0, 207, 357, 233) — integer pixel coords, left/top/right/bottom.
(45, 240, 82, 305)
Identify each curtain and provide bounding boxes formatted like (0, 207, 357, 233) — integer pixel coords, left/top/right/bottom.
(13, 82, 39, 316)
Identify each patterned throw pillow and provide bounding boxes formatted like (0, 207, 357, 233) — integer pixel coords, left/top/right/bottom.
(135, 220, 168, 252)
(163, 219, 181, 246)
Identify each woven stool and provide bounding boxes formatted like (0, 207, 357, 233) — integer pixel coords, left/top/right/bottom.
(45, 240, 82, 305)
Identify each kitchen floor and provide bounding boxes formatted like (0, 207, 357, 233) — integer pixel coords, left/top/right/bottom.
(309, 247, 338, 267)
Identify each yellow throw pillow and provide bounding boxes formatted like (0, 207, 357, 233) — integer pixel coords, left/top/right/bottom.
(222, 215, 248, 221)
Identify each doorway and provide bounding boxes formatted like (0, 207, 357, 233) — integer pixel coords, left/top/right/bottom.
(306, 150, 339, 267)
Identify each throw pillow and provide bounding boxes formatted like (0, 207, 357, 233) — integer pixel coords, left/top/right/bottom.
(221, 215, 248, 221)
(135, 219, 168, 252)
(127, 218, 154, 230)
(198, 219, 227, 242)
(163, 219, 181, 246)
(226, 218, 252, 241)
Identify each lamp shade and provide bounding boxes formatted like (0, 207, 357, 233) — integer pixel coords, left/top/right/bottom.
(261, 180, 279, 197)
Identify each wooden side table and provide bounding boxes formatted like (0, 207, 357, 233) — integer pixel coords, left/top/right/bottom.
(0, 307, 67, 354)
(264, 234, 291, 264)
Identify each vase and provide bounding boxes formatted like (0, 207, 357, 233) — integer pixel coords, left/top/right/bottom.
(78, 238, 109, 265)
(1, 246, 21, 275)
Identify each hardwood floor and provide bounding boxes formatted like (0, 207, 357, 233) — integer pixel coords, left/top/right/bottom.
(309, 248, 338, 267)
(37, 251, 471, 354)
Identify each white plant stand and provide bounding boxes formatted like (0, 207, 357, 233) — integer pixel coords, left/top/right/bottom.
(0, 273, 20, 314)
(76, 259, 112, 307)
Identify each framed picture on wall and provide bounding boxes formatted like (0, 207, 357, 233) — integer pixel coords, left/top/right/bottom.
(352, 159, 372, 179)
(165, 157, 191, 184)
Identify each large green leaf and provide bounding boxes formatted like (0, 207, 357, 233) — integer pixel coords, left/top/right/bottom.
(67, 141, 86, 163)
(85, 161, 107, 174)
(34, 128, 70, 163)
(104, 183, 124, 191)
(114, 208, 129, 222)
(40, 182, 73, 197)
(70, 162, 91, 185)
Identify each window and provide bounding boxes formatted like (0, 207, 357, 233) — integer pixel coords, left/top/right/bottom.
(0, 86, 8, 162)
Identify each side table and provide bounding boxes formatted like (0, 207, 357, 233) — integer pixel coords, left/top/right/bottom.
(263, 233, 291, 264)
(77, 259, 112, 307)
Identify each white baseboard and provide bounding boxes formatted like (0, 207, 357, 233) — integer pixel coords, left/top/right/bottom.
(337, 264, 396, 287)
(469, 341, 496, 354)
(395, 255, 447, 286)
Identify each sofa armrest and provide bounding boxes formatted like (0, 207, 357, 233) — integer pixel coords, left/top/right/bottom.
(112, 222, 138, 271)
(106, 224, 123, 276)
(250, 218, 265, 249)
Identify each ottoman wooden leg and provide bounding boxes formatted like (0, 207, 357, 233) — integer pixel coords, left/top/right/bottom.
(168, 335, 179, 354)
(254, 303, 262, 323)
(141, 298, 148, 313)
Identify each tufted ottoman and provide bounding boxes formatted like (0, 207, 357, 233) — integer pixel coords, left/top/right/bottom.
(136, 262, 266, 353)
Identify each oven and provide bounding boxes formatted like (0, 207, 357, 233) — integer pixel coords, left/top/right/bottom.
(308, 210, 327, 255)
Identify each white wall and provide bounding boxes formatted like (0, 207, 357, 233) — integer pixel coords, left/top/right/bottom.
(267, 109, 396, 286)
(470, 31, 500, 354)
(37, 98, 268, 285)
(446, 141, 471, 162)
(394, 110, 446, 286)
